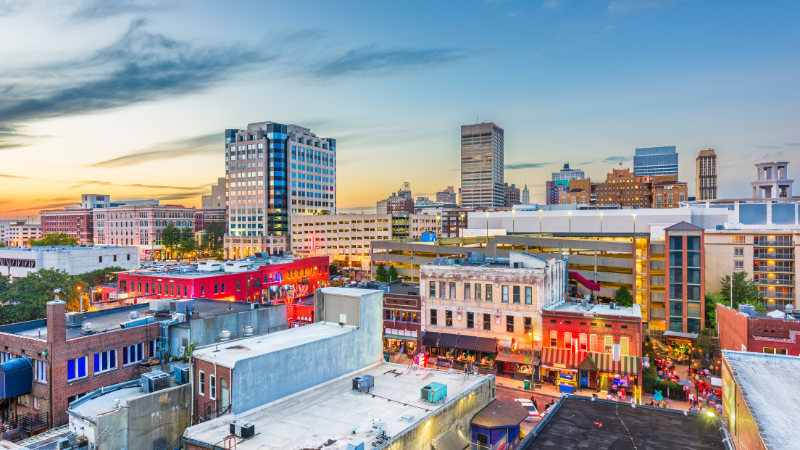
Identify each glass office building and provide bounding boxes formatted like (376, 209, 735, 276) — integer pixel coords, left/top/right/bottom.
(633, 146, 678, 177)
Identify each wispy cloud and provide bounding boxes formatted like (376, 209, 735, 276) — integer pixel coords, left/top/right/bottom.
(90, 132, 222, 168)
(69, 0, 175, 22)
(0, 173, 30, 179)
(506, 8, 525, 17)
(542, 0, 562, 9)
(755, 145, 782, 150)
(0, 0, 22, 16)
(784, 143, 800, 147)
(67, 180, 208, 190)
(607, 0, 688, 14)
(311, 46, 498, 79)
(505, 162, 550, 170)
(602, 156, 630, 163)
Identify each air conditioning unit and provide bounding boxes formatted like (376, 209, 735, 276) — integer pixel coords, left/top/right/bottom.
(66, 312, 84, 328)
(55, 438, 70, 450)
(230, 420, 255, 438)
(420, 382, 447, 403)
(346, 441, 365, 450)
(173, 364, 190, 385)
(352, 375, 374, 393)
(141, 370, 170, 393)
(129, 311, 139, 320)
(120, 316, 155, 329)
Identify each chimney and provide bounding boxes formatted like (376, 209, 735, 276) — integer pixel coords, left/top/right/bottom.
(47, 299, 67, 346)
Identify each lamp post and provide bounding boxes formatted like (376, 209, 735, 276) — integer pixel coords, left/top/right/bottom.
(459, 213, 464, 238)
(568, 211, 571, 238)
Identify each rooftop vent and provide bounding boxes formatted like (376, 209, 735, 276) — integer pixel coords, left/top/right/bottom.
(243, 326, 254, 337)
(129, 311, 139, 320)
(220, 330, 231, 341)
(82, 322, 92, 333)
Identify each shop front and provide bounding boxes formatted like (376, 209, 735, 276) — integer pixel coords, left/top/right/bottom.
(589, 352, 642, 395)
(496, 339, 535, 381)
(421, 332, 497, 372)
(540, 347, 588, 393)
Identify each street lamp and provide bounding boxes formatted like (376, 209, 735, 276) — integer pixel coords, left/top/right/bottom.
(568, 211, 572, 237)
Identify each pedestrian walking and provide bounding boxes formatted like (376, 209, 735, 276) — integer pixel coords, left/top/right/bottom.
(689, 392, 694, 404)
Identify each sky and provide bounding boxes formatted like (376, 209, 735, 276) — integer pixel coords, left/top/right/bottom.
(0, 0, 798, 219)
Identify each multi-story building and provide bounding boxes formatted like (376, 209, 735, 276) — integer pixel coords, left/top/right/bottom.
(40, 208, 94, 244)
(0, 220, 41, 247)
(633, 146, 678, 178)
(460, 123, 504, 208)
(224, 122, 336, 256)
(521, 184, 530, 205)
(436, 186, 457, 204)
(503, 183, 521, 207)
(696, 149, 717, 200)
(652, 175, 688, 209)
(546, 163, 585, 205)
(0, 245, 139, 280)
(664, 222, 705, 333)
(194, 209, 226, 232)
(437, 208, 472, 238)
(201, 177, 227, 209)
(559, 178, 593, 206)
(375, 280, 422, 359)
(541, 302, 643, 391)
(552, 163, 585, 182)
(592, 168, 653, 208)
(717, 304, 800, 356)
(92, 203, 196, 260)
(377, 183, 414, 215)
(420, 252, 566, 379)
(752, 161, 793, 199)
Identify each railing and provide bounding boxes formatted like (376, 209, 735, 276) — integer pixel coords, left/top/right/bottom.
(759, 291, 795, 299)
(193, 401, 231, 425)
(755, 279, 794, 286)
(753, 266, 794, 273)
(754, 240, 794, 247)
(754, 254, 794, 260)
(18, 412, 48, 435)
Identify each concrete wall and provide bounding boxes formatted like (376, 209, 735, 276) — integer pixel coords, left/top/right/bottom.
(126, 384, 192, 450)
(319, 292, 362, 326)
(232, 290, 383, 414)
(188, 304, 288, 346)
(95, 407, 128, 450)
(0, 246, 140, 279)
(380, 376, 495, 450)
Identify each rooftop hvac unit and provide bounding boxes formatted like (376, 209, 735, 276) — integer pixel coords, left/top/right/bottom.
(83, 323, 92, 333)
(173, 364, 190, 385)
(433, 257, 448, 265)
(230, 420, 255, 438)
(512, 262, 523, 269)
(352, 375, 374, 393)
(120, 316, 155, 329)
(346, 441, 365, 450)
(66, 312, 84, 328)
(420, 382, 447, 403)
(55, 438, 70, 450)
(129, 311, 139, 320)
(149, 300, 170, 312)
(243, 326, 254, 337)
(170, 299, 194, 313)
(141, 370, 170, 393)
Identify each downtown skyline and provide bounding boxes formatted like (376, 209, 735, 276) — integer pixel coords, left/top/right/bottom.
(0, 0, 798, 218)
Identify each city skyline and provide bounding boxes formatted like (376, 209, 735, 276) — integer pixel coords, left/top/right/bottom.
(0, 0, 798, 218)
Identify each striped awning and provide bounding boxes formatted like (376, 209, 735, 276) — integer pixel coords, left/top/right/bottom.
(589, 352, 640, 376)
(540, 347, 588, 370)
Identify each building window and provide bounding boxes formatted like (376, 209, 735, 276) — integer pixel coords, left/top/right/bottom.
(733, 236, 745, 244)
(449, 282, 456, 299)
(604, 335, 613, 353)
(734, 261, 744, 270)
(430, 309, 437, 326)
(210, 375, 216, 400)
(564, 332, 572, 350)
(483, 314, 491, 331)
(429, 281, 435, 297)
(122, 343, 144, 366)
(149, 340, 156, 358)
(35, 360, 47, 384)
(590, 334, 598, 352)
(200, 286, 205, 297)
(506, 315, 514, 333)
(763, 348, 787, 355)
(199, 372, 205, 396)
(446, 310, 453, 327)
(550, 330, 557, 347)
(214, 284, 219, 294)
(734, 248, 744, 257)
(237, 281, 241, 291)
(485, 284, 492, 302)
(620, 337, 629, 356)
(475, 283, 482, 301)
(524, 317, 532, 334)
(525, 287, 532, 305)
(439, 282, 446, 299)
(501, 286, 509, 303)
(464, 283, 471, 301)
(67, 356, 88, 381)
(93, 350, 117, 374)
(98, 256, 103, 263)
(513, 286, 520, 304)
(579, 333, 587, 351)
(467, 312, 474, 329)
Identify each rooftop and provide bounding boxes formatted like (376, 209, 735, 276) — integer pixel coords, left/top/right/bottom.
(723, 351, 800, 450)
(183, 363, 490, 450)
(68, 386, 142, 422)
(543, 301, 642, 319)
(192, 321, 357, 368)
(0, 299, 258, 340)
(524, 396, 725, 450)
(0, 245, 128, 253)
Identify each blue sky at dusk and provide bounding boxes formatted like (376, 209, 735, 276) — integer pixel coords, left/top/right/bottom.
(0, 0, 798, 217)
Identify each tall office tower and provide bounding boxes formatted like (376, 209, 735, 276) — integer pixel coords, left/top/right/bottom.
(633, 146, 678, 177)
(521, 184, 530, 204)
(546, 163, 584, 205)
(224, 122, 336, 255)
(460, 123, 504, 208)
(696, 149, 717, 200)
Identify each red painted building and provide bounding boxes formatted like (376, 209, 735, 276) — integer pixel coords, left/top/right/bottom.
(194, 209, 226, 232)
(717, 303, 800, 356)
(541, 301, 643, 393)
(115, 256, 330, 304)
(39, 208, 94, 244)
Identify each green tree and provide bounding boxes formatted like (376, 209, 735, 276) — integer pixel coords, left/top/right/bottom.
(329, 263, 341, 277)
(720, 271, 764, 309)
(74, 266, 127, 288)
(29, 233, 79, 246)
(387, 265, 399, 281)
(375, 265, 388, 282)
(0, 242, 6, 248)
(179, 227, 196, 258)
(161, 223, 177, 254)
(205, 222, 225, 251)
(704, 292, 724, 328)
(0, 269, 83, 325)
(614, 285, 633, 307)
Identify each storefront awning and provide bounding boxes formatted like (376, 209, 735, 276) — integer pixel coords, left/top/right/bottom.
(437, 333, 459, 348)
(422, 332, 439, 347)
(589, 352, 640, 376)
(384, 334, 418, 342)
(577, 355, 598, 372)
(495, 354, 530, 364)
(541, 347, 588, 370)
(476, 337, 497, 353)
(456, 335, 478, 350)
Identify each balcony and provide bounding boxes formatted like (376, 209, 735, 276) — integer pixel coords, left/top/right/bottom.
(755, 278, 794, 286)
(754, 240, 794, 247)
(753, 266, 794, 273)
(759, 291, 795, 299)
(754, 254, 794, 260)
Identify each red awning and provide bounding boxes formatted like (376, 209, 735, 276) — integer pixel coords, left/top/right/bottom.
(541, 347, 588, 369)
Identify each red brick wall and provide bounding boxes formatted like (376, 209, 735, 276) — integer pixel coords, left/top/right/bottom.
(723, 360, 767, 450)
(746, 315, 800, 356)
(717, 304, 749, 352)
(194, 359, 233, 415)
(542, 310, 642, 356)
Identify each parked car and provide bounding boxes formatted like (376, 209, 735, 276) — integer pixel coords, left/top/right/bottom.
(514, 399, 540, 421)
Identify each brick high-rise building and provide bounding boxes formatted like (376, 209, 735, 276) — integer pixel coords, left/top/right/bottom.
(461, 123, 504, 208)
(40, 208, 94, 244)
(503, 183, 521, 207)
(695, 149, 717, 200)
(436, 186, 457, 204)
(589, 168, 653, 208)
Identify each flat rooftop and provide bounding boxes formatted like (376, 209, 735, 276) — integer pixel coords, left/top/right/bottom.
(723, 351, 800, 450)
(0, 245, 128, 253)
(0, 299, 259, 340)
(183, 363, 490, 450)
(192, 321, 356, 368)
(525, 396, 725, 450)
(68, 386, 142, 421)
(544, 301, 643, 319)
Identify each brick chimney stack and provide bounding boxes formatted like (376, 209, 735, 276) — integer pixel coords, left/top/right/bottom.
(46, 298, 67, 346)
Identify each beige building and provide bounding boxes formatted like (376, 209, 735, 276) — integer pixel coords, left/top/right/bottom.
(419, 252, 567, 361)
(705, 230, 798, 309)
(695, 149, 717, 200)
(0, 221, 42, 247)
(202, 177, 227, 209)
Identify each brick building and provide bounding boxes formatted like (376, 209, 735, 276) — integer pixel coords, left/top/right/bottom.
(0, 301, 160, 428)
(541, 301, 643, 392)
(717, 303, 800, 355)
(503, 183, 521, 207)
(194, 208, 226, 232)
(376, 281, 421, 357)
(40, 208, 94, 245)
(593, 168, 653, 208)
(93, 203, 196, 260)
(652, 175, 688, 209)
